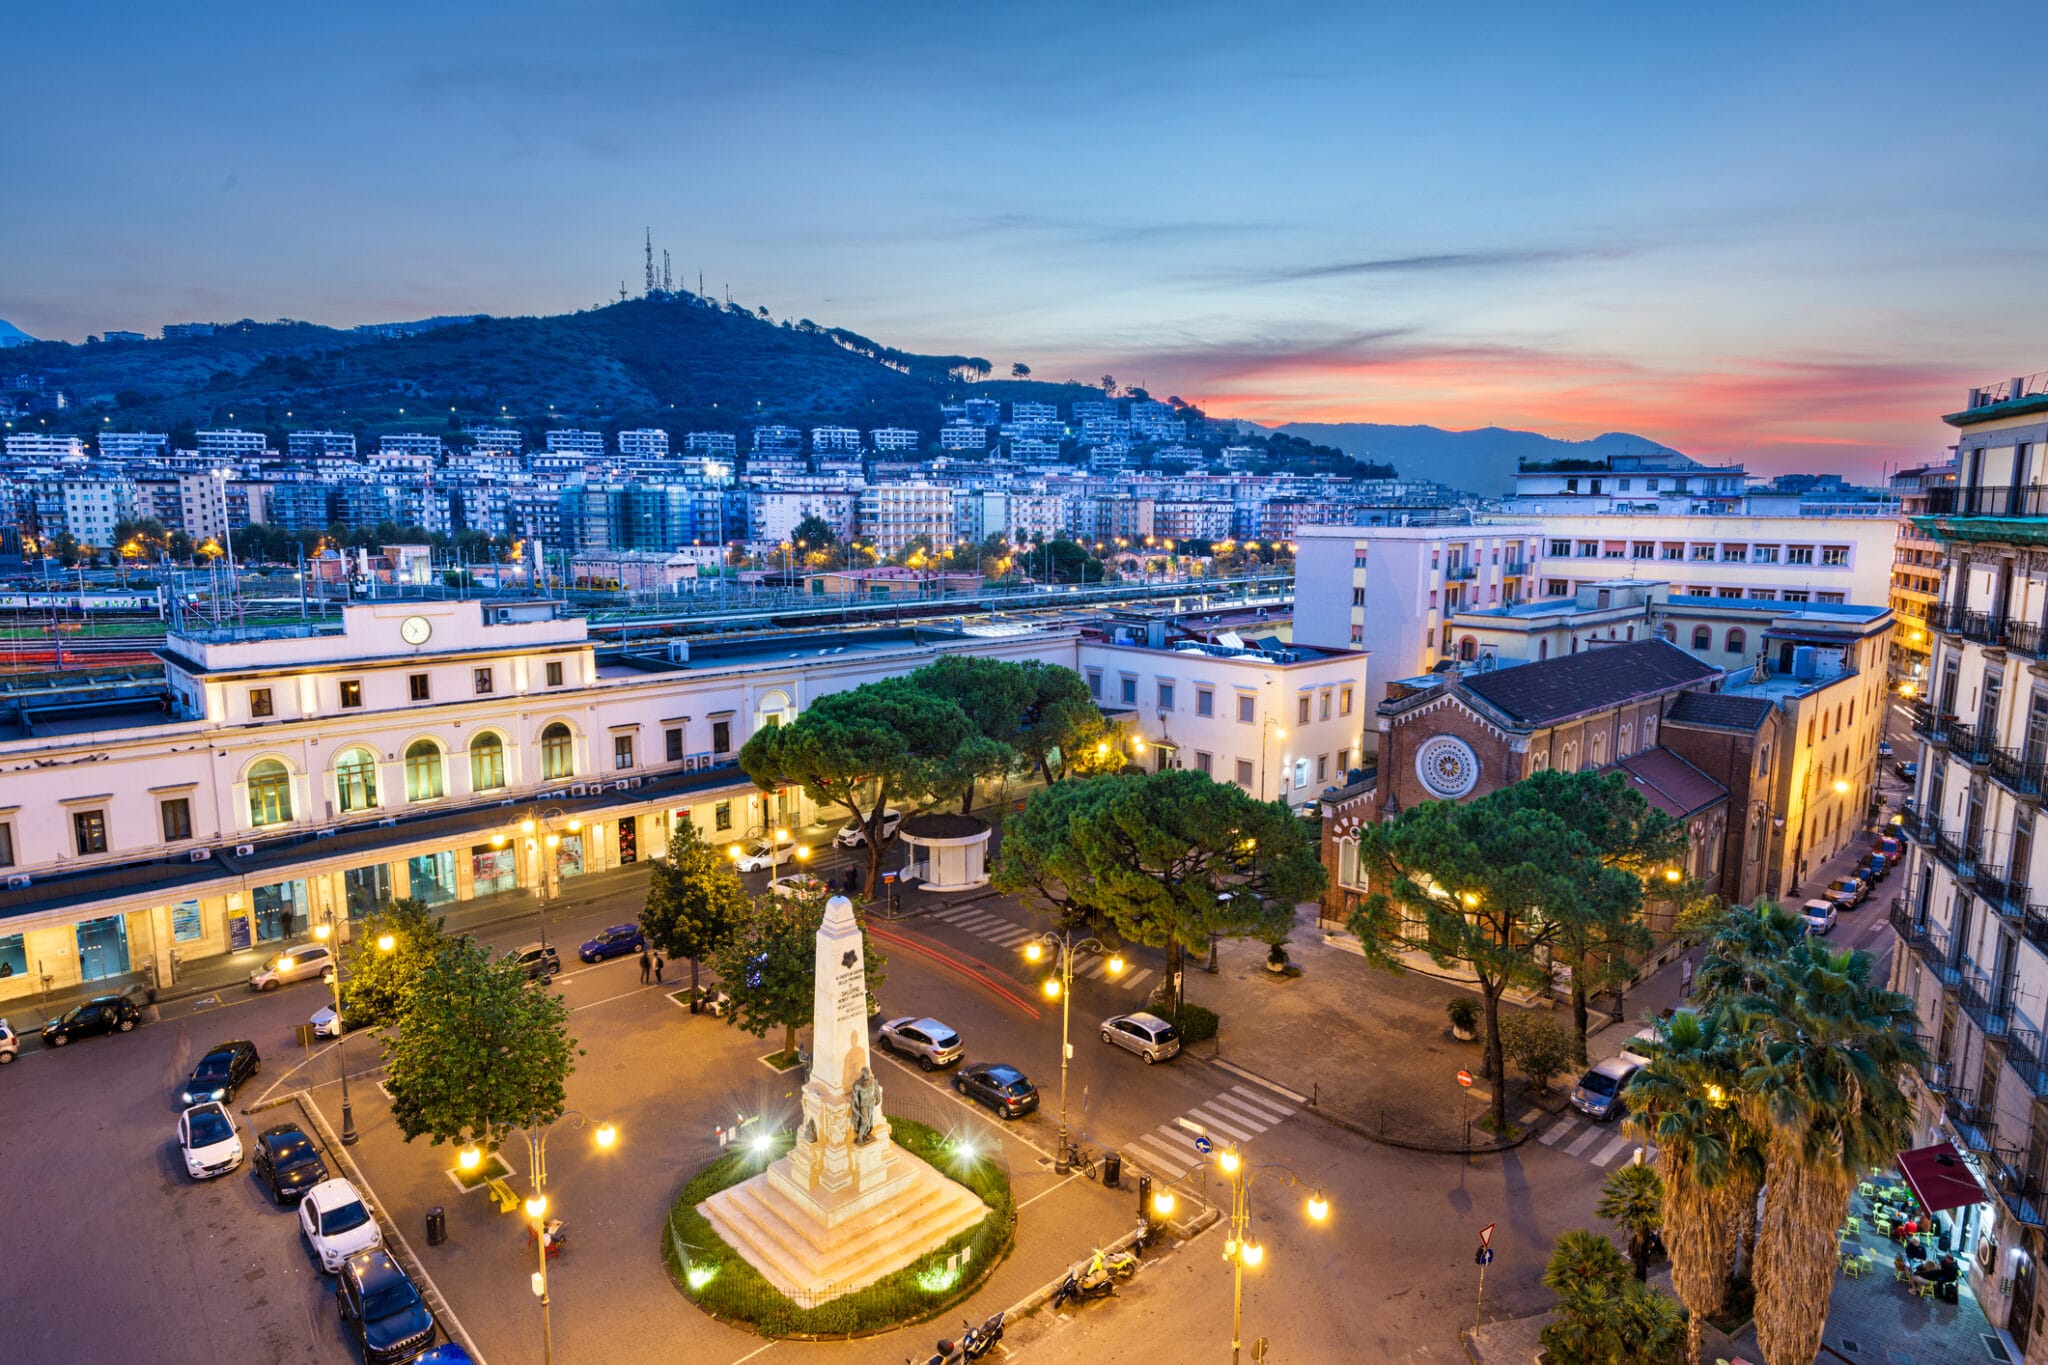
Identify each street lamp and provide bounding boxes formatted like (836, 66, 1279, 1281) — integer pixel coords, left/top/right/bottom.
(314, 911, 393, 1147)
(518, 806, 573, 946)
(1213, 1141, 1331, 1365)
(1024, 929, 1125, 1170)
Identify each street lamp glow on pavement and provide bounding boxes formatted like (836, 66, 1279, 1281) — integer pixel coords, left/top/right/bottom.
(1028, 927, 1123, 1170)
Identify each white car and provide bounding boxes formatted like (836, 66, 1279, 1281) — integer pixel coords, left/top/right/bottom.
(1801, 898, 1839, 936)
(178, 1101, 244, 1180)
(0, 1017, 17, 1064)
(299, 1177, 384, 1272)
(250, 943, 334, 991)
(836, 810, 903, 847)
(729, 834, 795, 872)
(1099, 1011, 1182, 1065)
(309, 1005, 351, 1040)
(1619, 1026, 1661, 1069)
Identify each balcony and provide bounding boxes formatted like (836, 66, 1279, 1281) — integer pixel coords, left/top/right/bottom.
(1944, 718, 1996, 766)
(1502, 560, 1527, 577)
(1992, 1145, 2048, 1228)
(1977, 869, 2031, 921)
(1909, 701, 1958, 745)
(1923, 485, 2048, 518)
(2005, 1027, 2048, 1100)
(2026, 905, 2048, 949)
(1444, 564, 1478, 581)
(1960, 971, 2017, 1040)
(1990, 747, 2048, 803)
(1929, 825, 1992, 885)
(1936, 607, 2048, 659)
(1943, 1086, 1999, 1153)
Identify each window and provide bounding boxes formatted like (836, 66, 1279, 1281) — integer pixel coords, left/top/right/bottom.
(469, 733, 505, 791)
(1339, 686, 1353, 715)
(614, 735, 634, 770)
(1750, 589, 1776, 601)
(1548, 539, 1571, 557)
(1783, 590, 1810, 603)
(1086, 669, 1103, 699)
(336, 749, 378, 811)
(545, 660, 565, 687)
(1352, 587, 1365, 605)
(1119, 676, 1137, 705)
(247, 760, 293, 826)
(1317, 754, 1329, 781)
(160, 798, 192, 843)
(1197, 688, 1214, 717)
(1817, 591, 1844, 605)
(1298, 696, 1311, 725)
(1692, 626, 1711, 650)
(665, 728, 684, 763)
(404, 740, 444, 802)
(711, 719, 732, 754)
(249, 687, 273, 718)
(1320, 690, 1332, 720)
(1753, 545, 1779, 564)
(1632, 542, 1653, 560)
(1821, 546, 1849, 566)
(339, 679, 363, 709)
(1195, 751, 1213, 775)
(1236, 759, 1255, 789)
(1718, 587, 1744, 600)
(0, 822, 12, 867)
(1786, 546, 1814, 564)
(541, 723, 575, 780)
(1577, 541, 1598, 558)
(1726, 628, 1746, 655)
(1238, 695, 1255, 723)
(473, 667, 494, 696)
(1661, 544, 1683, 561)
(714, 801, 732, 831)
(1545, 579, 1571, 596)
(408, 673, 430, 702)
(1722, 545, 1746, 563)
(1691, 545, 1715, 561)
(1337, 747, 1350, 773)
(1158, 682, 1175, 711)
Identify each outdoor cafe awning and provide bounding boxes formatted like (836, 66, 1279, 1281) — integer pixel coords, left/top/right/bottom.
(1897, 1141, 1989, 1213)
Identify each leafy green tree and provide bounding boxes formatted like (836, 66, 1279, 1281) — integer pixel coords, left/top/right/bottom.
(1498, 1010, 1574, 1093)
(1041, 537, 1105, 584)
(710, 883, 885, 1064)
(790, 513, 838, 553)
(1010, 363, 1030, 379)
(639, 822, 750, 1011)
(910, 655, 1032, 812)
(1598, 1161, 1666, 1282)
(740, 677, 977, 893)
(380, 936, 579, 1149)
(1013, 661, 1123, 783)
(993, 770, 1326, 1015)
(337, 897, 446, 1028)
(1538, 1229, 1687, 1365)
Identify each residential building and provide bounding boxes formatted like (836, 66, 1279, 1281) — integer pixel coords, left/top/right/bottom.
(752, 424, 802, 453)
(617, 428, 670, 458)
(98, 432, 168, 461)
(465, 427, 523, 457)
(546, 429, 607, 458)
(858, 484, 955, 553)
(1890, 460, 1957, 687)
(747, 489, 859, 546)
(162, 322, 215, 338)
(1522, 509, 1898, 608)
(196, 430, 267, 462)
(871, 428, 922, 453)
(5, 433, 88, 460)
(961, 398, 1002, 428)
(288, 431, 357, 461)
(31, 477, 135, 547)
(810, 426, 862, 455)
(684, 432, 739, 460)
(379, 434, 445, 462)
(939, 421, 988, 451)
(1507, 452, 1749, 512)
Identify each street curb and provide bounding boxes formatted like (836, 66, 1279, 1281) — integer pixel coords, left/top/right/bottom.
(1204, 1052, 1541, 1157)
(1002, 1200, 1220, 1324)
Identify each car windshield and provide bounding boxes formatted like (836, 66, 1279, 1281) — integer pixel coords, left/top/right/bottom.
(188, 1110, 234, 1145)
(928, 1028, 958, 1047)
(1151, 1024, 1179, 1043)
(362, 1281, 421, 1320)
(321, 1199, 372, 1236)
(1579, 1070, 1620, 1096)
(194, 1054, 234, 1079)
(1000, 1078, 1033, 1096)
(272, 1133, 317, 1165)
(57, 1005, 83, 1024)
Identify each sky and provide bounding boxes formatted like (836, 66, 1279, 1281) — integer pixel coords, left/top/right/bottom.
(3, 0, 2043, 476)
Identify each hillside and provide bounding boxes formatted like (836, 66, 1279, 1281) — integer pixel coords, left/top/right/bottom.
(0, 320, 35, 348)
(1273, 422, 1684, 497)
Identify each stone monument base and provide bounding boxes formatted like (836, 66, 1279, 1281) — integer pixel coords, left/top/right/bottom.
(699, 1137, 988, 1300)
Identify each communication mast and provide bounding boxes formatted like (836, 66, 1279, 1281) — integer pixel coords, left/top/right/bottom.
(644, 227, 656, 295)
(662, 250, 672, 292)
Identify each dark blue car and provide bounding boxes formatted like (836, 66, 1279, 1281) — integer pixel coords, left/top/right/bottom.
(579, 924, 645, 964)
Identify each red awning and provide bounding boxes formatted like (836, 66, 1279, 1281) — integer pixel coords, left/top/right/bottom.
(1897, 1142, 1989, 1213)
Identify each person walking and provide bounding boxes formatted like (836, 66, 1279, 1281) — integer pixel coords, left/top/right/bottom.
(639, 947, 652, 985)
(653, 954, 665, 986)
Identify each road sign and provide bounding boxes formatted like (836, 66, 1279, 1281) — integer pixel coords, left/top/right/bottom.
(1474, 1247, 1494, 1266)
(1479, 1221, 1496, 1248)
(1457, 1069, 1474, 1088)
(1193, 1135, 1213, 1155)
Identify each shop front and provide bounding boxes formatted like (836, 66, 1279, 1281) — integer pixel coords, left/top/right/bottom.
(75, 915, 131, 981)
(471, 844, 518, 896)
(407, 851, 459, 906)
(344, 864, 393, 920)
(252, 880, 310, 943)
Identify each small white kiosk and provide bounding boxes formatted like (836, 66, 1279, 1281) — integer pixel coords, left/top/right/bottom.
(897, 813, 991, 892)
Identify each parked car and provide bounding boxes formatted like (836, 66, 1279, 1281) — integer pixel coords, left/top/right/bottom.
(414, 1348, 474, 1365)
(42, 993, 141, 1046)
(1877, 835, 1904, 860)
(179, 1039, 261, 1105)
(954, 1062, 1040, 1119)
(178, 1101, 244, 1179)
(729, 835, 795, 872)
(300, 1177, 385, 1272)
(1825, 875, 1869, 909)
(250, 943, 334, 991)
(1800, 899, 1839, 936)
(335, 1248, 436, 1364)
(1897, 760, 1919, 781)
(253, 1122, 330, 1205)
(578, 924, 645, 963)
(1568, 1058, 1640, 1122)
(770, 872, 831, 900)
(1877, 739, 1894, 759)
(309, 1004, 360, 1040)
(876, 1016, 963, 1071)
(1860, 852, 1890, 884)
(0, 1017, 16, 1064)
(1099, 1011, 1182, 1065)
(1619, 1026, 1661, 1069)
(506, 942, 561, 978)
(836, 810, 903, 848)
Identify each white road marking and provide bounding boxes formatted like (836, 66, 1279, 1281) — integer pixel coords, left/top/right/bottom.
(1203, 1092, 1283, 1129)
(1127, 1133, 1194, 1175)
(1539, 1116, 1579, 1147)
(1565, 1125, 1606, 1157)
(1224, 1085, 1296, 1119)
(1186, 1105, 1259, 1142)
(1592, 1134, 1634, 1166)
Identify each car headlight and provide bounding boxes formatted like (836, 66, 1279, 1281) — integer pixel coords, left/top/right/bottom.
(210, 1088, 225, 1100)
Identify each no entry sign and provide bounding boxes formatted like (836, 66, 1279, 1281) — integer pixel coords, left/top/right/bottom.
(1457, 1070, 1474, 1088)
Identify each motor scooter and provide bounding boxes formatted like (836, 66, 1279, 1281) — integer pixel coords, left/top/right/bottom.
(959, 1309, 1005, 1358)
(1051, 1264, 1118, 1309)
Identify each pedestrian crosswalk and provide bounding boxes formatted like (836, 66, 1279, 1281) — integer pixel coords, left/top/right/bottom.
(921, 904, 1156, 993)
(1538, 1112, 1654, 1169)
(1121, 1085, 1298, 1178)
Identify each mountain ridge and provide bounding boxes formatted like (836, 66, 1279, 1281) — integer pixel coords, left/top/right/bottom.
(1268, 421, 1686, 497)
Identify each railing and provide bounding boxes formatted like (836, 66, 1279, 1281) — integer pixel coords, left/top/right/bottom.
(1444, 564, 1478, 581)
(1990, 747, 2048, 802)
(1945, 718, 1996, 765)
(1924, 485, 2048, 518)
(1909, 701, 1958, 746)
(2004, 1028, 2048, 1101)
(1978, 870, 2031, 920)
(1993, 1145, 2048, 1227)
(1930, 825, 1991, 883)
(1943, 1087, 1999, 1153)
(1501, 560, 1528, 577)
(1960, 972, 2016, 1039)
(2026, 905, 2048, 948)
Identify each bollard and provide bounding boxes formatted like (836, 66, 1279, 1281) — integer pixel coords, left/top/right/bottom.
(1137, 1173, 1154, 1226)
(426, 1205, 447, 1246)
(1101, 1150, 1121, 1189)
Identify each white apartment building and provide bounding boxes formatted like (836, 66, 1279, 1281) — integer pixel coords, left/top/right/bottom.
(1011, 402, 1059, 424)
(1153, 500, 1234, 540)
(1524, 511, 1898, 609)
(1892, 376, 2048, 1357)
(1294, 522, 1544, 722)
(1077, 622, 1368, 804)
(465, 427, 523, 457)
(752, 424, 802, 453)
(197, 430, 268, 461)
(859, 484, 955, 552)
(34, 478, 136, 547)
(962, 398, 1002, 427)
(871, 428, 921, 452)
(684, 432, 739, 459)
(747, 489, 859, 546)
(617, 428, 670, 458)
(5, 433, 88, 460)
(1506, 452, 1749, 512)
(1008, 438, 1062, 462)
(546, 429, 607, 458)
(811, 427, 863, 455)
(939, 421, 989, 452)
(288, 430, 358, 461)
(380, 433, 445, 461)
(98, 432, 169, 461)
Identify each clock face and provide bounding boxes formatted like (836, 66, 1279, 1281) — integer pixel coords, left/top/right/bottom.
(399, 615, 432, 646)
(1414, 734, 1480, 799)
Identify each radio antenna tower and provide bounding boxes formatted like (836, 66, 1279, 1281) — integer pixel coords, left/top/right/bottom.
(662, 250, 672, 292)
(644, 228, 656, 295)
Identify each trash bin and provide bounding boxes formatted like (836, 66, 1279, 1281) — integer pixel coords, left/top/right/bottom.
(426, 1206, 447, 1246)
(1101, 1150, 1122, 1189)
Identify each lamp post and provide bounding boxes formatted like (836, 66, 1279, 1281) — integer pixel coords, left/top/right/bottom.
(313, 911, 392, 1147)
(1023, 929, 1125, 1170)
(516, 806, 578, 948)
(459, 1110, 617, 1365)
(1212, 1142, 1330, 1365)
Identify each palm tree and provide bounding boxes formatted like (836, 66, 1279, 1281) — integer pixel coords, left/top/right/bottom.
(1738, 935, 1924, 1365)
(1540, 1227, 1688, 1364)
(1599, 1160, 1666, 1281)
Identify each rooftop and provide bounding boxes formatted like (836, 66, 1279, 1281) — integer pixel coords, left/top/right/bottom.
(1663, 690, 1775, 732)
(1605, 747, 1727, 819)
(1456, 638, 1719, 727)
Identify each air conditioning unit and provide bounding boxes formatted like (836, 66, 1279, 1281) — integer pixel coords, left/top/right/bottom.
(233, 843, 255, 857)
(5, 874, 30, 890)
(377, 817, 397, 828)
(314, 828, 336, 839)
(613, 781, 630, 793)
(539, 789, 567, 801)
(629, 776, 644, 789)
(189, 848, 213, 863)
(570, 784, 589, 797)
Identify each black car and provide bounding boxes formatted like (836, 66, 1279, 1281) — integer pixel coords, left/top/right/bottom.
(180, 1039, 261, 1105)
(953, 1062, 1040, 1119)
(253, 1123, 329, 1205)
(578, 924, 644, 964)
(337, 1248, 437, 1364)
(42, 993, 142, 1046)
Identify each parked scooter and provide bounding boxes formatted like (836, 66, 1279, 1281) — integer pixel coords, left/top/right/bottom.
(1087, 1247, 1139, 1282)
(959, 1309, 1005, 1359)
(1051, 1263, 1119, 1309)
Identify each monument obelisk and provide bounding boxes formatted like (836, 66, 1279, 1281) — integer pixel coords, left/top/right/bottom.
(698, 896, 987, 1300)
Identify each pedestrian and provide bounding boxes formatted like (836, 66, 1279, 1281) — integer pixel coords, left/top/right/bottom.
(653, 954, 665, 985)
(639, 947, 652, 985)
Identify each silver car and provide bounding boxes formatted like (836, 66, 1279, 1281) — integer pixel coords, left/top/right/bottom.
(249, 942, 333, 991)
(876, 1016, 963, 1071)
(1099, 1011, 1181, 1064)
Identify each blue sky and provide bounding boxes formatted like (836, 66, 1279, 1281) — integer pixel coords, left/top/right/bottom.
(3, 1, 2042, 472)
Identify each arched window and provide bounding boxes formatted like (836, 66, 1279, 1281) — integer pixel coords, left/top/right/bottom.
(1538, 639, 1549, 661)
(1458, 636, 1477, 661)
(247, 759, 293, 827)
(1531, 750, 1550, 771)
(1562, 740, 1579, 772)
(1619, 721, 1634, 755)
(541, 723, 575, 781)
(1660, 622, 1676, 642)
(470, 732, 506, 791)
(1591, 733, 1607, 766)
(1692, 626, 1711, 650)
(1726, 628, 1746, 655)
(335, 749, 378, 813)
(405, 740, 444, 802)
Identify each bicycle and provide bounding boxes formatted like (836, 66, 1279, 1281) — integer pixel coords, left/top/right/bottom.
(1066, 1143, 1100, 1180)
